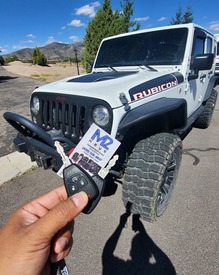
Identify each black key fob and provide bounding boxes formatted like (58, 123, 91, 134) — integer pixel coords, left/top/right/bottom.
(63, 163, 106, 214)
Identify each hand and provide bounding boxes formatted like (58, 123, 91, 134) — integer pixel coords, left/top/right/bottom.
(0, 186, 88, 275)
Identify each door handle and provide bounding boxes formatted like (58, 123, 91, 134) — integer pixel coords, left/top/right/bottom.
(200, 73, 206, 83)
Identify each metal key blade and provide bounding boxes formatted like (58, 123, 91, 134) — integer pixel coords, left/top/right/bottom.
(55, 141, 72, 178)
(99, 155, 119, 179)
(55, 141, 71, 167)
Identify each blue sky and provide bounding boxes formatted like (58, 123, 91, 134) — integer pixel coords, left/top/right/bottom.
(1, 0, 219, 55)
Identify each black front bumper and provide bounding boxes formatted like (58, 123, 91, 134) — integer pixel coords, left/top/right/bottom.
(14, 133, 60, 170)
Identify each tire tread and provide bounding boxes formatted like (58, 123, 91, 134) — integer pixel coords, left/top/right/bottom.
(122, 133, 182, 222)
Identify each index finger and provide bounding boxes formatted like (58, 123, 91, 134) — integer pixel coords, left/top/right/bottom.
(34, 185, 68, 210)
(21, 185, 68, 219)
(7, 186, 69, 227)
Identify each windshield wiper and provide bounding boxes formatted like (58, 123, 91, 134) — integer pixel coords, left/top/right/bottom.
(142, 64, 158, 72)
(96, 64, 118, 72)
(132, 62, 157, 72)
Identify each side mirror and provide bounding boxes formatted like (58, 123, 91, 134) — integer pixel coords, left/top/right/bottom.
(191, 53, 214, 70)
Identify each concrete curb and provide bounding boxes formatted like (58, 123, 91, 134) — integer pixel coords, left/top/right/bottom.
(0, 151, 37, 186)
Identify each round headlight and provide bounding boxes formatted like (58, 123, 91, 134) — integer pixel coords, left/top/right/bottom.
(92, 105, 110, 127)
(31, 96, 40, 115)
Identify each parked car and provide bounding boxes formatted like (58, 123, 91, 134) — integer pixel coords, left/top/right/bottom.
(0, 56, 4, 65)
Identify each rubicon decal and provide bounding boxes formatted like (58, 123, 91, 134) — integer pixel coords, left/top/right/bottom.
(129, 72, 184, 101)
(132, 81, 177, 100)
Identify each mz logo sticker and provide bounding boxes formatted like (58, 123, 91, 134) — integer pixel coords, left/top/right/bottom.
(90, 128, 113, 150)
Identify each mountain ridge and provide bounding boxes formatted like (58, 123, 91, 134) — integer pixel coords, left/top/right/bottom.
(3, 42, 84, 61)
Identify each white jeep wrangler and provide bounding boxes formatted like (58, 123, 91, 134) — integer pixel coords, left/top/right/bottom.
(215, 34, 219, 74)
(5, 23, 219, 221)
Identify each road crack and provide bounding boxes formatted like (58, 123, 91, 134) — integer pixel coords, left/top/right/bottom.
(183, 147, 219, 165)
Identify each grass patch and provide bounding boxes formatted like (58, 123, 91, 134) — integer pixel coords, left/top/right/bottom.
(30, 73, 60, 81)
(31, 73, 41, 77)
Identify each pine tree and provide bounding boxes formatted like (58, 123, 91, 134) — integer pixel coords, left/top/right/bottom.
(170, 6, 183, 25)
(120, 0, 140, 32)
(82, 0, 139, 72)
(170, 5, 193, 25)
(183, 6, 193, 23)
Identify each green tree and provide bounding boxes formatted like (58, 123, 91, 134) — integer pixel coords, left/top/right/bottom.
(120, 0, 140, 32)
(5, 55, 19, 63)
(170, 5, 193, 25)
(82, 0, 139, 72)
(183, 6, 193, 23)
(32, 47, 47, 66)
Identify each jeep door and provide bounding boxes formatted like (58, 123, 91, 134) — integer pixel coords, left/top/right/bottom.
(189, 29, 215, 109)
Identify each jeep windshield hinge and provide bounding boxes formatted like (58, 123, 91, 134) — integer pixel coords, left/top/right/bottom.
(119, 93, 130, 111)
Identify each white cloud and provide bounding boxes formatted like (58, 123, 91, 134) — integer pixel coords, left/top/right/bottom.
(46, 36, 55, 44)
(209, 21, 219, 31)
(135, 17, 149, 22)
(13, 45, 27, 50)
(158, 17, 167, 22)
(75, 2, 100, 18)
(68, 19, 85, 27)
(26, 33, 36, 39)
(0, 47, 8, 53)
(61, 26, 66, 30)
(69, 36, 80, 42)
(21, 40, 34, 44)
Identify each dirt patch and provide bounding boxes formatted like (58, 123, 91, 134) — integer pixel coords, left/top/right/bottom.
(3, 61, 85, 82)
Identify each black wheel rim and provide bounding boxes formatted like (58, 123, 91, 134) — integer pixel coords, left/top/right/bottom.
(156, 150, 178, 214)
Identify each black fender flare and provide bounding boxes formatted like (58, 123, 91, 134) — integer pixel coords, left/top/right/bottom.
(117, 97, 187, 138)
(203, 75, 219, 101)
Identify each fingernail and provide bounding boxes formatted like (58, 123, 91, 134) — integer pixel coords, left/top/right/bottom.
(50, 251, 63, 263)
(56, 237, 68, 253)
(71, 192, 88, 207)
(56, 252, 63, 262)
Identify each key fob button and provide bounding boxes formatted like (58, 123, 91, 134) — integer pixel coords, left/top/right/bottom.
(70, 174, 80, 183)
(79, 176, 88, 187)
(68, 183, 79, 193)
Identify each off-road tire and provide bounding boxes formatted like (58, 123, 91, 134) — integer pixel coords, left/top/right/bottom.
(122, 133, 182, 222)
(193, 89, 218, 129)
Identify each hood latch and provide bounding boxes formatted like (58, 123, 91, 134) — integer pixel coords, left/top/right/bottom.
(119, 93, 130, 111)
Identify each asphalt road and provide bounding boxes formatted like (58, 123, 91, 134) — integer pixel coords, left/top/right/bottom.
(0, 66, 44, 156)
(0, 66, 219, 274)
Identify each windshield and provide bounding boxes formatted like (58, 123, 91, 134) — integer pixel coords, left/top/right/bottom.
(95, 28, 188, 68)
(217, 42, 219, 55)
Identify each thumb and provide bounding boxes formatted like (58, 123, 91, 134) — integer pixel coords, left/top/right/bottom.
(32, 191, 88, 240)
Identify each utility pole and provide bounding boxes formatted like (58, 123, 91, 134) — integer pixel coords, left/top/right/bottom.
(74, 48, 80, 75)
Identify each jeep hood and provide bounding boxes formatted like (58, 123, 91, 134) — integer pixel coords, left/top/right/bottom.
(34, 70, 184, 109)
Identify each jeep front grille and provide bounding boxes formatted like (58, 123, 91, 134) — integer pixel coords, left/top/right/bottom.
(41, 100, 86, 140)
(31, 93, 113, 144)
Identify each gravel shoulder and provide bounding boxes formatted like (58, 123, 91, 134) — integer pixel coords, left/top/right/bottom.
(3, 61, 84, 82)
